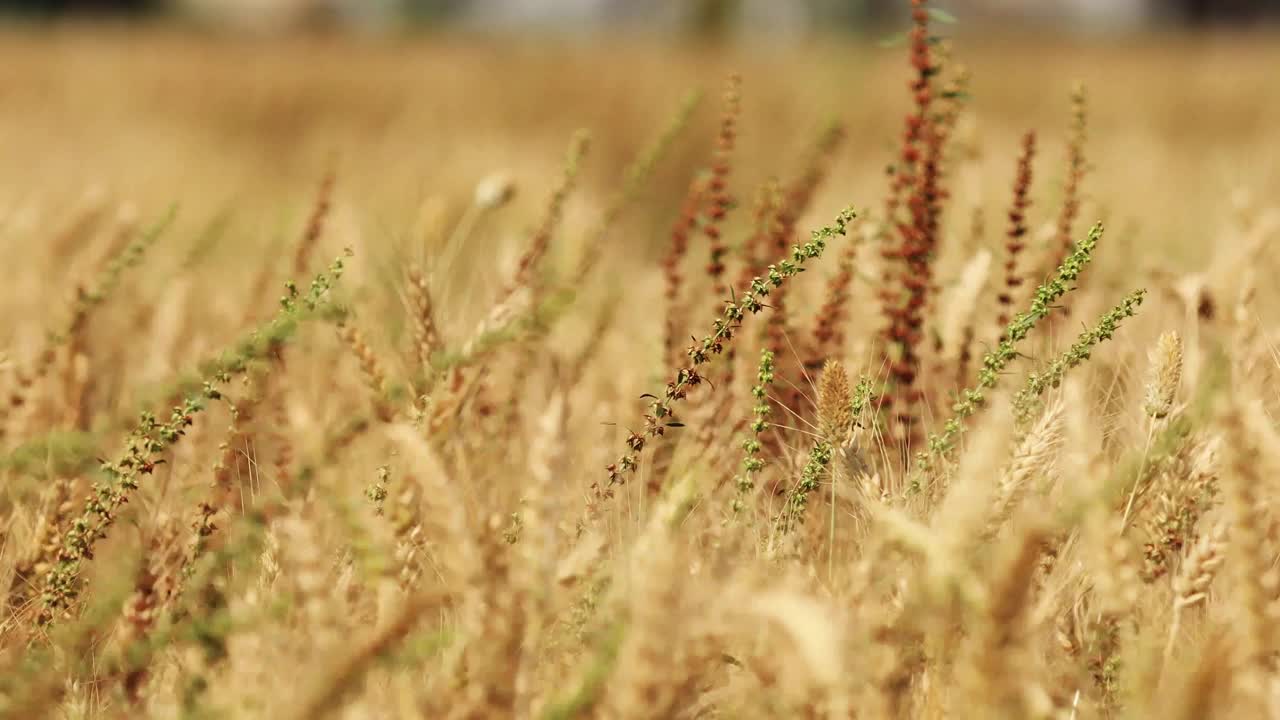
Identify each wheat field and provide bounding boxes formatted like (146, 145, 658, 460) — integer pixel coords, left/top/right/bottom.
(2, 7, 1280, 718)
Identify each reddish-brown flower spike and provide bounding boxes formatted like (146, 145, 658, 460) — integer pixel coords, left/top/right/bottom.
(997, 131, 1037, 329)
(761, 122, 846, 410)
(662, 175, 708, 368)
(293, 170, 335, 275)
(879, 0, 943, 449)
(704, 74, 741, 301)
(1052, 84, 1089, 272)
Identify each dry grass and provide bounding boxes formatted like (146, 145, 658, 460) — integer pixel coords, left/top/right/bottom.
(2, 12, 1280, 719)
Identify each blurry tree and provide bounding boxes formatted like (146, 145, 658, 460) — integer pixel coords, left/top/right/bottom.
(1169, 0, 1280, 22)
(0, 0, 156, 13)
(2, 0, 1279, 27)
(687, 0, 741, 36)
(404, 0, 464, 22)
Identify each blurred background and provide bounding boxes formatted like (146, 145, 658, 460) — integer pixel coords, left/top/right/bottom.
(0, 0, 1276, 292)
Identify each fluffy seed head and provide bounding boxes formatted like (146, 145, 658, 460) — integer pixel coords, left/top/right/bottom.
(474, 171, 517, 210)
(1144, 331, 1183, 419)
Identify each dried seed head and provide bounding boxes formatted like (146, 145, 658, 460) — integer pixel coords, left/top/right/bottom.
(985, 402, 1063, 540)
(1144, 331, 1183, 419)
(405, 263, 441, 378)
(817, 359, 852, 443)
(1173, 521, 1226, 610)
(1220, 399, 1278, 699)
